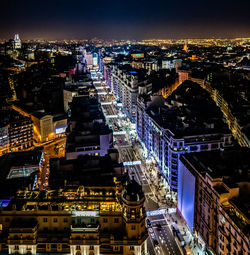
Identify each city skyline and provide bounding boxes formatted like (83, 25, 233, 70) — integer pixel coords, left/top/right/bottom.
(1, 0, 250, 40)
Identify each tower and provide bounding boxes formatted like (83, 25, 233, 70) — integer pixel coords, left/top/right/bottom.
(121, 177, 148, 254)
(183, 42, 188, 52)
(13, 34, 21, 49)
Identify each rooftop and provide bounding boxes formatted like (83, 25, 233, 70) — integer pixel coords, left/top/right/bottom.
(49, 152, 124, 189)
(180, 147, 250, 183)
(147, 80, 230, 138)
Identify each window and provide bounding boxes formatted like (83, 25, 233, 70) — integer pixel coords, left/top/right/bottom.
(76, 246, 81, 250)
(53, 218, 58, 223)
(114, 218, 119, 223)
(64, 218, 68, 222)
(5, 218, 9, 222)
(190, 146, 198, 151)
(211, 143, 218, 149)
(201, 144, 208, 150)
(14, 245, 19, 250)
(103, 218, 108, 223)
(131, 225, 136, 230)
(43, 218, 48, 222)
(89, 246, 94, 250)
(114, 246, 119, 251)
(130, 246, 134, 251)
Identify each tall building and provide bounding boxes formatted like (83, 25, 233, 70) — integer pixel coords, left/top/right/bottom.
(13, 34, 21, 49)
(136, 81, 233, 192)
(178, 148, 250, 255)
(110, 65, 147, 122)
(183, 42, 188, 52)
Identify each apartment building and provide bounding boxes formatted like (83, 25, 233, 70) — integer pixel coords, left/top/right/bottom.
(178, 148, 250, 255)
(136, 81, 233, 192)
(110, 65, 147, 122)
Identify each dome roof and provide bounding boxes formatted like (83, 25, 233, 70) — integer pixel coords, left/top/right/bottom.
(122, 178, 144, 202)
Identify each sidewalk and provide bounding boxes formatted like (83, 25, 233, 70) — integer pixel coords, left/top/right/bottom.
(165, 212, 205, 255)
(136, 143, 205, 255)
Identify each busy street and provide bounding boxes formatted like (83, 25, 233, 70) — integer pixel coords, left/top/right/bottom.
(93, 73, 185, 255)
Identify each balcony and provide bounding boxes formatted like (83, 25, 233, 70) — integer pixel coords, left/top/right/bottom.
(8, 238, 36, 244)
(71, 223, 99, 232)
(70, 239, 99, 245)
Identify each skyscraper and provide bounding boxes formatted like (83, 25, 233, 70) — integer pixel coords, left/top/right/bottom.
(13, 34, 21, 49)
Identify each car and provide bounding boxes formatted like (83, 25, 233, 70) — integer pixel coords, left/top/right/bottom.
(146, 219, 151, 227)
(153, 238, 159, 246)
(148, 228, 154, 233)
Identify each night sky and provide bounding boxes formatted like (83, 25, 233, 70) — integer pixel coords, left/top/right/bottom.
(1, 0, 249, 40)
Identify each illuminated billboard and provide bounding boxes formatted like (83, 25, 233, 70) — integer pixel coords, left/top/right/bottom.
(55, 126, 67, 134)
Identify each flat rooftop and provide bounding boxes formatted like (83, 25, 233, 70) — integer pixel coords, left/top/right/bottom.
(147, 81, 230, 138)
(180, 147, 250, 182)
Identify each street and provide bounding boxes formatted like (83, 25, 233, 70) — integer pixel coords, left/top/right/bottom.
(94, 74, 183, 255)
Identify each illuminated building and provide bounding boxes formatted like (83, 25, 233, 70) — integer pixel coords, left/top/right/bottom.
(162, 59, 182, 71)
(13, 34, 21, 50)
(84, 51, 93, 68)
(3, 110, 33, 152)
(137, 81, 233, 192)
(0, 154, 148, 255)
(131, 60, 159, 71)
(12, 106, 67, 144)
(131, 53, 144, 59)
(177, 70, 190, 84)
(178, 149, 250, 255)
(189, 77, 250, 148)
(0, 109, 33, 153)
(0, 125, 9, 156)
(31, 113, 54, 143)
(110, 65, 147, 122)
(183, 43, 188, 52)
(92, 53, 99, 68)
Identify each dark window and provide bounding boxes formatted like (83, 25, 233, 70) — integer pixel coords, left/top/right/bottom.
(190, 146, 198, 151)
(103, 218, 108, 223)
(211, 144, 219, 149)
(43, 218, 48, 222)
(53, 218, 57, 222)
(114, 218, 119, 223)
(201, 144, 208, 150)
